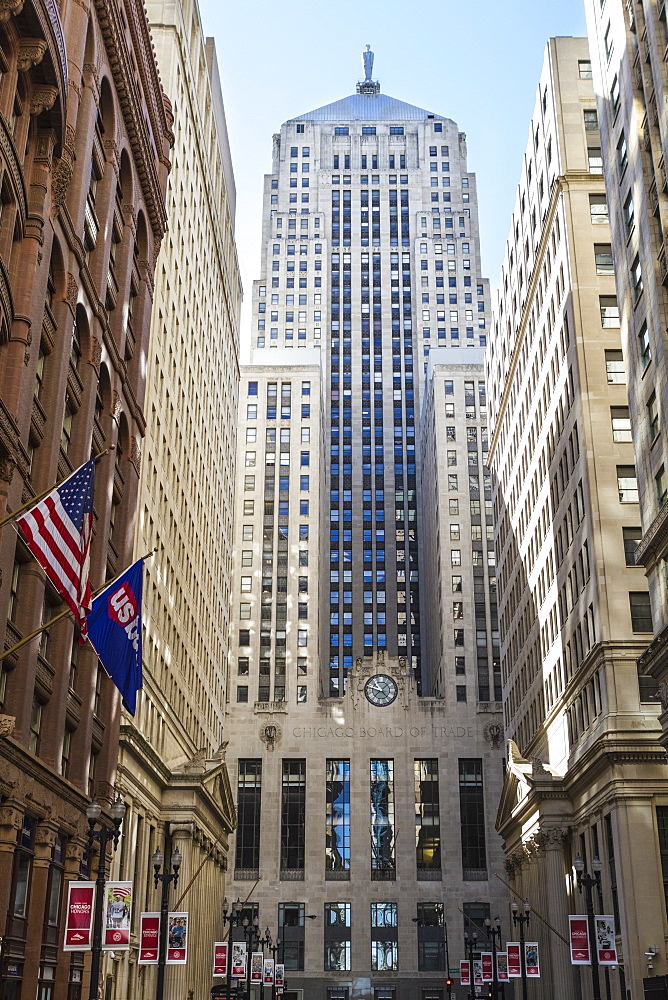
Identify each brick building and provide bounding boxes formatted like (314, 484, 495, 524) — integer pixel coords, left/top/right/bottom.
(0, 2, 171, 998)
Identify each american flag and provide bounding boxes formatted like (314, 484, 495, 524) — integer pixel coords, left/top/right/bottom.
(17, 460, 95, 637)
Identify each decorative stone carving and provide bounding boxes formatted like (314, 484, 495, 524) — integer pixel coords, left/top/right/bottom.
(658, 681, 668, 711)
(531, 757, 550, 777)
(51, 155, 73, 210)
(65, 273, 78, 312)
(0, 0, 24, 22)
(483, 721, 503, 748)
(17, 38, 48, 71)
(0, 714, 15, 737)
(259, 723, 282, 751)
(30, 86, 58, 117)
(215, 740, 229, 761)
(535, 826, 568, 851)
(90, 336, 102, 372)
(0, 454, 16, 483)
(111, 390, 122, 421)
(129, 436, 141, 476)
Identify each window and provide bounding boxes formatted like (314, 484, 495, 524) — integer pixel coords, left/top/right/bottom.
(623, 527, 642, 566)
(632, 256, 643, 299)
(605, 350, 625, 384)
(236, 761, 262, 872)
(629, 592, 653, 632)
(588, 148, 603, 174)
(617, 466, 638, 503)
(595, 244, 613, 274)
(600, 296, 619, 327)
(648, 392, 660, 441)
(414, 760, 441, 871)
(584, 109, 599, 131)
(325, 903, 351, 971)
(657, 465, 667, 505)
(371, 903, 398, 971)
(579, 60, 593, 79)
(326, 760, 350, 873)
(281, 761, 306, 872)
(589, 194, 609, 224)
(458, 760, 486, 878)
(617, 133, 628, 174)
(416, 903, 446, 971)
(279, 903, 306, 970)
(241, 575, 252, 591)
(236, 686, 249, 703)
(370, 760, 395, 876)
(639, 322, 651, 369)
(611, 406, 632, 442)
(657, 807, 668, 920)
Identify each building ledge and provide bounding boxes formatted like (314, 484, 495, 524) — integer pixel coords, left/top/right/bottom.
(635, 497, 668, 565)
(637, 620, 668, 678)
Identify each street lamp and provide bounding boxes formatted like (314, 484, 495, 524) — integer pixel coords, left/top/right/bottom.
(510, 901, 531, 1000)
(152, 842, 182, 1000)
(574, 855, 603, 1000)
(242, 914, 260, 1000)
(484, 917, 502, 1000)
(222, 898, 244, 1000)
(259, 928, 282, 1000)
(463, 929, 478, 1000)
(86, 796, 126, 1000)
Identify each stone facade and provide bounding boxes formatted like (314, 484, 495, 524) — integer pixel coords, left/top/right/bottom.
(226, 60, 505, 1000)
(106, 4, 242, 1000)
(488, 37, 668, 1000)
(0, 1, 171, 998)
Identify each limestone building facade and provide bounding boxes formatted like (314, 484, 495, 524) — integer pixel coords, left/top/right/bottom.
(224, 56, 505, 1000)
(107, 3, 242, 1000)
(0, 1, 171, 999)
(487, 37, 668, 1000)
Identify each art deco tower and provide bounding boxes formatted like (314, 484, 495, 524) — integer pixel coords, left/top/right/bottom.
(224, 52, 504, 1000)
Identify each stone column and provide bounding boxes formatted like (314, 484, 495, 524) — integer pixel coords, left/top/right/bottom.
(537, 827, 575, 999)
(22, 821, 59, 999)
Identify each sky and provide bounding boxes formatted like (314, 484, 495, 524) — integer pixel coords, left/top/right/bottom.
(199, 0, 588, 340)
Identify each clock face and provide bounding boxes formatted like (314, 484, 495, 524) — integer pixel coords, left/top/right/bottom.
(364, 674, 398, 707)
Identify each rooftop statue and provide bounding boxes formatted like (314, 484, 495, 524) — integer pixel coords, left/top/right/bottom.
(362, 44, 374, 82)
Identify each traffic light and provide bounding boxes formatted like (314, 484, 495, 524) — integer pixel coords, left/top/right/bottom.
(445, 979, 452, 999)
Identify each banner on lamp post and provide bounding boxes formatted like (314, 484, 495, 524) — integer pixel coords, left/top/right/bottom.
(231, 941, 247, 977)
(473, 959, 483, 985)
(250, 953, 263, 983)
(525, 942, 540, 977)
(496, 952, 509, 982)
(569, 916, 591, 964)
(459, 960, 471, 986)
(275, 965, 285, 988)
(166, 912, 188, 964)
(263, 958, 275, 985)
(63, 881, 95, 951)
(213, 942, 228, 977)
(103, 882, 132, 950)
(595, 916, 618, 965)
(506, 943, 521, 977)
(138, 913, 160, 964)
(481, 953, 493, 982)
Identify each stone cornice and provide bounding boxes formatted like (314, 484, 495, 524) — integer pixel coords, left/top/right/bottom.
(0, 735, 91, 813)
(635, 495, 668, 566)
(92, 0, 168, 244)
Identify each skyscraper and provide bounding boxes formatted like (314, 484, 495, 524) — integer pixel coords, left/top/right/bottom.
(488, 38, 668, 998)
(224, 52, 504, 1000)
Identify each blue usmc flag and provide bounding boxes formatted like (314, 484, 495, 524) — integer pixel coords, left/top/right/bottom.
(87, 559, 143, 715)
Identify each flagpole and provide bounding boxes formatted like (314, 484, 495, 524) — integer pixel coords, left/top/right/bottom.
(0, 547, 157, 662)
(0, 448, 113, 530)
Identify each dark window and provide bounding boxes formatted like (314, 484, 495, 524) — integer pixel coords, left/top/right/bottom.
(236, 760, 262, 873)
(622, 527, 641, 566)
(281, 760, 306, 872)
(414, 760, 441, 870)
(629, 591, 652, 632)
(657, 808, 668, 920)
(278, 902, 306, 969)
(458, 760, 486, 878)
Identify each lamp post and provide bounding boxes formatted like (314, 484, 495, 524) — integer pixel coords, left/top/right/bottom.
(463, 929, 478, 1000)
(574, 855, 602, 1000)
(510, 901, 531, 1000)
(222, 899, 245, 1000)
(259, 928, 282, 1000)
(242, 914, 260, 1000)
(152, 841, 182, 1000)
(86, 796, 126, 1000)
(484, 917, 502, 1000)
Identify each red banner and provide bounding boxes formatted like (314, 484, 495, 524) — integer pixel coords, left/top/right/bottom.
(214, 942, 228, 977)
(481, 953, 493, 981)
(507, 942, 521, 977)
(460, 959, 471, 985)
(263, 958, 275, 985)
(231, 941, 247, 977)
(497, 952, 509, 982)
(569, 916, 591, 964)
(63, 882, 95, 951)
(138, 913, 160, 964)
(251, 953, 263, 983)
(166, 912, 188, 964)
(596, 916, 618, 965)
(103, 882, 132, 950)
(525, 942, 540, 977)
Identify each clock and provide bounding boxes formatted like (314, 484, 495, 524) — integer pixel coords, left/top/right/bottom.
(364, 674, 398, 707)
